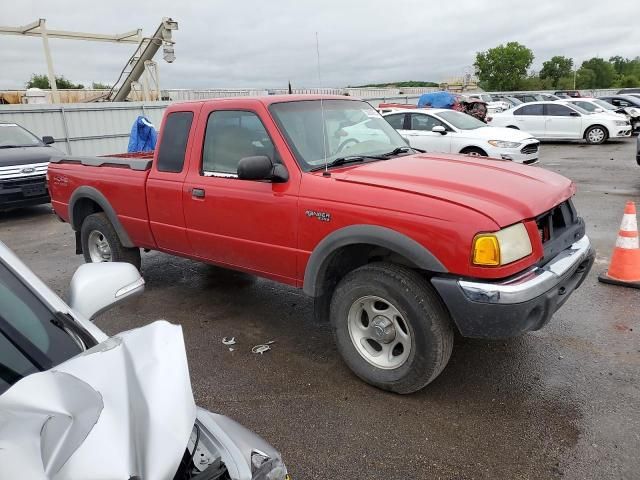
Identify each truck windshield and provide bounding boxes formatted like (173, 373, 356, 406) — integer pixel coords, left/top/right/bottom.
(269, 100, 409, 171)
(0, 124, 43, 148)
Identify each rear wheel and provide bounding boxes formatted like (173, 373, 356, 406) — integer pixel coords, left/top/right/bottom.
(80, 212, 141, 270)
(330, 262, 454, 394)
(585, 125, 608, 144)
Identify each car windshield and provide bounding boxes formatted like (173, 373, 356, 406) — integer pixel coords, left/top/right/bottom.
(593, 100, 616, 110)
(0, 124, 42, 148)
(269, 100, 409, 171)
(435, 110, 486, 130)
(0, 261, 83, 395)
(567, 104, 590, 115)
(571, 102, 598, 112)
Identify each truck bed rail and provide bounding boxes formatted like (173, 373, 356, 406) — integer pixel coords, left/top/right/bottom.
(50, 155, 152, 171)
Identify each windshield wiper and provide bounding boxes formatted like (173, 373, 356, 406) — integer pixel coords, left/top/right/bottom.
(310, 156, 367, 172)
(379, 146, 414, 157)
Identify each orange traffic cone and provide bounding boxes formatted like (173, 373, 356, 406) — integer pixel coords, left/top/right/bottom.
(599, 201, 640, 289)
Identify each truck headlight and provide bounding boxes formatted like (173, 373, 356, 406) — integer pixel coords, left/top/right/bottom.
(488, 140, 521, 148)
(615, 120, 630, 126)
(251, 449, 290, 480)
(472, 223, 532, 266)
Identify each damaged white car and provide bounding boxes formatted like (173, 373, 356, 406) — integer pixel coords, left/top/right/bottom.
(0, 240, 289, 480)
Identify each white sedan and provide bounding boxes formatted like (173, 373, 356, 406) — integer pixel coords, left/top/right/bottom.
(382, 108, 540, 164)
(489, 101, 632, 144)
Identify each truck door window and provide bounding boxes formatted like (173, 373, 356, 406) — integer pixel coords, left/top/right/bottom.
(0, 263, 82, 395)
(201, 110, 278, 177)
(157, 111, 194, 173)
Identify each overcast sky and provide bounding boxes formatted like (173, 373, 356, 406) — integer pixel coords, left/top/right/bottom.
(1, 0, 638, 90)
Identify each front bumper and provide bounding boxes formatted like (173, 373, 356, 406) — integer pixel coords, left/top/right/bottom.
(0, 175, 50, 210)
(431, 235, 594, 338)
(614, 126, 632, 137)
(490, 140, 539, 165)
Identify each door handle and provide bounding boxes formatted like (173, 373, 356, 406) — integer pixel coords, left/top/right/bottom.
(191, 188, 205, 198)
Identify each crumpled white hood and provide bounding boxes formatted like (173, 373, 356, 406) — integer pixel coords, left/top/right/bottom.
(0, 320, 196, 480)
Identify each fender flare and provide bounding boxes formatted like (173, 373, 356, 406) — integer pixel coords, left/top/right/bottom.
(69, 186, 134, 247)
(303, 224, 446, 297)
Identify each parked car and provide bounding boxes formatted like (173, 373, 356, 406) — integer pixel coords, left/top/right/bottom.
(0, 240, 289, 480)
(48, 95, 594, 394)
(492, 95, 523, 107)
(382, 108, 540, 164)
(554, 93, 572, 99)
(637, 134, 640, 166)
(0, 122, 58, 211)
(539, 94, 562, 101)
(489, 101, 632, 144)
(617, 88, 640, 95)
(464, 93, 510, 113)
(559, 99, 630, 122)
(598, 95, 640, 132)
(554, 90, 583, 98)
(511, 93, 545, 103)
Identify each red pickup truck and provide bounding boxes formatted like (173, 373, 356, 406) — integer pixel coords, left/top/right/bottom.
(48, 95, 594, 393)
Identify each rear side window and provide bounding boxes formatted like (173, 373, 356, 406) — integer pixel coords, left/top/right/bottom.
(157, 111, 194, 173)
(384, 114, 406, 129)
(514, 104, 544, 116)
(545, 104, 574, 116)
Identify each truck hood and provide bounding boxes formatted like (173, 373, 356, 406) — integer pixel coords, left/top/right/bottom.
(331, 154, 574, 227)
(0, 321, 196, 480)
(0, 145, 59, 167)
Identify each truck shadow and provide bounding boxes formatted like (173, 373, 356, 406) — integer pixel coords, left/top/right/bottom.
(0, 204, 52, 222)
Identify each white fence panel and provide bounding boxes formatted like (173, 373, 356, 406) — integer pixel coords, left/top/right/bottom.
(0, 102, 170, 156)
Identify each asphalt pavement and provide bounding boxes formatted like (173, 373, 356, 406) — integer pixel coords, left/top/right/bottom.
(1, 140, 638, 479)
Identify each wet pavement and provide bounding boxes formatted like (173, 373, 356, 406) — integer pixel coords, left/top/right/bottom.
(1, 140, 639, 479)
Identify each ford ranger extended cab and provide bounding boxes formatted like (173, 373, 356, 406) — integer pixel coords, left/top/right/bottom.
(0, 122, 57, 210)
(48, 95, 595, 394)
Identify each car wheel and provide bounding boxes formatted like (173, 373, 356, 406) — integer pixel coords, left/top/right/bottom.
(330, 262, 454, 394)
(80, 212, 141, 270)
(585, 125, 608, 145)
(460, 147, 488, 157)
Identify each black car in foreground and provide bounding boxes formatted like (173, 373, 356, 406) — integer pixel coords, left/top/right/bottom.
(0, 122, 58, 211)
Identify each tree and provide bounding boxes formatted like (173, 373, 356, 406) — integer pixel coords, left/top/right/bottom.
(91, 82, 112, 89)
(575, 68, 597, 89)
(578, 58, 616, 88)
(25, 73, 84, 89)
(539, 56, 573, 88)
(474, 42, 534, 90)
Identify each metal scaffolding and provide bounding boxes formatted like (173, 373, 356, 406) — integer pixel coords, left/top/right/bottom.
(0, 18, 177, 103)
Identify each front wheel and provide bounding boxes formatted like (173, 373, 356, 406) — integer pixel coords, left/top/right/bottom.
(80, 212, 141, 270)
(585, 125, 608, 145)
(330, 262, 454, 394)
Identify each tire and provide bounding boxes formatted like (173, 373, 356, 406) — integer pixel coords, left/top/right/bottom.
(460, 147, 488, 157)
(584, 125, 608, 145)
(80, 212, 141, 270)
(330, 262, 454, 394)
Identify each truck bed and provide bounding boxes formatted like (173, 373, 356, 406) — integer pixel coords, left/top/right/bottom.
(48, 153, 156, 249)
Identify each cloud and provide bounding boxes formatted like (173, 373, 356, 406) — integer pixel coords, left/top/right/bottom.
(0, 0, 637, 89)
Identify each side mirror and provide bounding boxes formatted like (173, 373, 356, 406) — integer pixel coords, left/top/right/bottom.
(68, 263, 144, 321)
(42, 136, 55, 145)
(237, 156, 288, 183)
(432, 125, 447, 135)
(569, 111, 581, 117)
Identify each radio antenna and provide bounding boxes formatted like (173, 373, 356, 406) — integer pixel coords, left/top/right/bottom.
(315, 32, 329, 176)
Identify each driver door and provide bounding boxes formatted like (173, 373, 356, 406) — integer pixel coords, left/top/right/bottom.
(402, 113, 452, 153)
